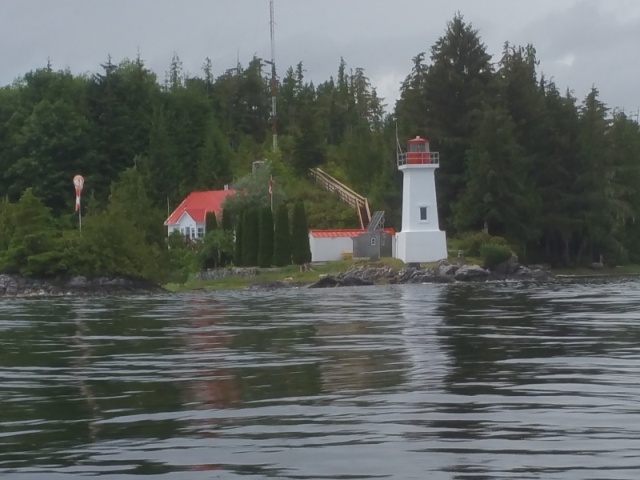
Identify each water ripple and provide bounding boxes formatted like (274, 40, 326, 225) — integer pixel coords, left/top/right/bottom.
(2, 280, 640, 478)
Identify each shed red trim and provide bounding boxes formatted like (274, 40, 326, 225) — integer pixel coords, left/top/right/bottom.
(309, 228, 395, 238)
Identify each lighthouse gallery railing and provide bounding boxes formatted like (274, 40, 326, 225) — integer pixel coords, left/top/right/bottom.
(397, 151, 440, 167)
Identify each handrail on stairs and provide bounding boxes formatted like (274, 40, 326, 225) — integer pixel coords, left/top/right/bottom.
(309, 168, 372, 229)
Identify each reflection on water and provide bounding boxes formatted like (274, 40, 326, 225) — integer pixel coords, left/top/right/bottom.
(2, 279, 640, 478)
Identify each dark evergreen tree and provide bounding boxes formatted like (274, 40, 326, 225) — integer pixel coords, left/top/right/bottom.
(242, 208, 259, 266)
(452, 106, 539, 249)
(273, 204, 291, 266)
(573, 87, 613, 264)
(234, 209, 245, 266)
(194, 118, 232, 190)
(200, 211, 219, 268)
(292, 83, 325, 173)
(291, 201, 311, 265)
(531, 80, 581, 265)
(205, 211, 218, 233)
(609, 111, 640, 263)
(7, 98, 93, 214)
(497, 43, 546, 154)
(0, 188, 64, 276)
(221, 208, 233, 231)
(146, 105, 178, 207)
(86, 58, 157, 201)
(258, 206, 274, 268)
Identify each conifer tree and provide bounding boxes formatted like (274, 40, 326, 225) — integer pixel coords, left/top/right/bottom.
(242, 208, 259, 266)
(291, 201, 311, 265)
(201, 211, 219, 268)
(258, 206, 274, 268)
(273, 204, 291, 266)
(221, 208, 233, 231)
(205, 211, 218, 233)
(234, 209, 245, 266)
(220, 208, 234, 266)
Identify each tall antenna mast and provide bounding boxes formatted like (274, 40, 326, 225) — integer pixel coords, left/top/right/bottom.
(269, 0, 278, 151)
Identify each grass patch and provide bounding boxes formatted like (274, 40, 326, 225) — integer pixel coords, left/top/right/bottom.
(164, 259, 404, 292)
(164, 255, 490, 293)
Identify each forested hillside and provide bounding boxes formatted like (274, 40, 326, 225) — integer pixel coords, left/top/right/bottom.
(2, 13, 640, 277)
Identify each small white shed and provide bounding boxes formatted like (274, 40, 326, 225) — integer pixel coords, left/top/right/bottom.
(309, 229, 396, 262)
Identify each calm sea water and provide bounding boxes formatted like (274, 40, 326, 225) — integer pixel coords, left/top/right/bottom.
(2, 279, 640, 479)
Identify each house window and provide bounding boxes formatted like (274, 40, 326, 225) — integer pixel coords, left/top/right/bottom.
(197, 227, 204, 238)
(191, 228, 196, 238)
(371, 237, 376, 246)
(419, 206, 428, 221)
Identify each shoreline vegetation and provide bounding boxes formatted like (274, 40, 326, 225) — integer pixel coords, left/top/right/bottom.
(1, 259, 640, 297)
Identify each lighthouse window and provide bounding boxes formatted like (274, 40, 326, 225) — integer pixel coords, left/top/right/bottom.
(419, 206, 428, 221)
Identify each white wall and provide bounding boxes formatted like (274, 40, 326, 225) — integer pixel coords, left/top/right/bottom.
(396, 230, 447, 263)
(396, 163, 448, 263)
(399, 165, 441, 233)
(167, 213, 205, 239)
(309, 235, 354, 262)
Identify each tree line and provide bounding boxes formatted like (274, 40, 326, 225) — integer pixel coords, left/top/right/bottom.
(1, 13, 640, 272)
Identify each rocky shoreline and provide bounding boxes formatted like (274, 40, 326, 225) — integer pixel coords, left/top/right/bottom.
(0, 257, 551, 296)
(0, 274, 166, 297)
(243, 256, 552, 291)
(305, 259, 551, 288)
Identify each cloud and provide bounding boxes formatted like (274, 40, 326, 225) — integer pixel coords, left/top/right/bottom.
(515, 0, 640, 109)
(1, 0, 639, 112)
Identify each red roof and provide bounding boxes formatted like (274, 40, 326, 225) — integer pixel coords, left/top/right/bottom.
(164, 190, 236, 225)
(309, 228, 395, 238)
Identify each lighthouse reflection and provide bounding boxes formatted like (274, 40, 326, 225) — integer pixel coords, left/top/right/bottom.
(398, 284, 451, 390)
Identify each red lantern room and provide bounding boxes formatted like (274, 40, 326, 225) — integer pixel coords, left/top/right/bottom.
(407, 136, 430, 164)
(397, 136, 439, 167)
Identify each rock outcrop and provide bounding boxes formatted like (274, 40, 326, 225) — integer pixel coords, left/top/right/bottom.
(305, 259, 551, 289)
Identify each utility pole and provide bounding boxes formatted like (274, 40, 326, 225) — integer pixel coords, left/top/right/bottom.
(268, 0, 278, 151)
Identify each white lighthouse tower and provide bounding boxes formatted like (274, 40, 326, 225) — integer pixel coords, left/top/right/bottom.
(395, 136, 447, 263)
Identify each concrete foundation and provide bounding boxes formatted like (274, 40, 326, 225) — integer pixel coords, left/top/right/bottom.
(395, 230, 447, 263)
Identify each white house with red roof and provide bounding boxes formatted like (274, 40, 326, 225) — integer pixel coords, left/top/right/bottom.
(164, 189, 235, 239)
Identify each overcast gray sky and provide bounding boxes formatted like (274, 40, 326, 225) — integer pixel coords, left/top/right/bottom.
(2, 0, 640, 114)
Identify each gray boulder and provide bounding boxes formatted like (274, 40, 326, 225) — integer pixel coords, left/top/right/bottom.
(454, 265, 490, 282)
(491, 253, 520, 275)
(308, 276, 340, 288)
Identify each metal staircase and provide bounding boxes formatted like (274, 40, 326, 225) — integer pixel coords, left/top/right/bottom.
(367, 210, 385, 231)
(309, 168, 387, 230)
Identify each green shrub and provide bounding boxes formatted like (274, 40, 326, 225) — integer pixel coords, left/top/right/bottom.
(457, 231, 508, 257)
(480, 243, 512, 268)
